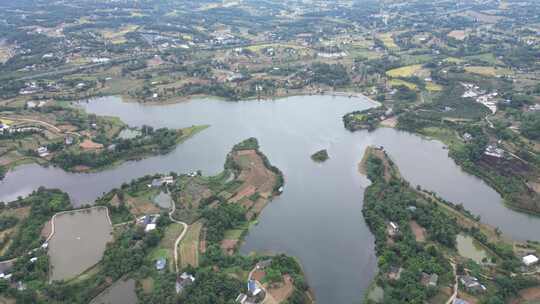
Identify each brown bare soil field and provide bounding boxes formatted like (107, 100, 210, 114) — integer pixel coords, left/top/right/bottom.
(410, 221, 426, 242)
(41, 220, 52, 239)
(528, 181, 540, 194)
(125, 195, 160, 216)
(79, 139, 104, 150)
(230, 185, 257, 203)
(510, 287, 540, 304)
(57, 124, 79, 132)
(233, 150, 277, 198)
(178, 179, 212, 210)
(359, 147, 393, 182)
(140, 277, 154, 294)
(266, 275, 294, 303)
(447, 30, 466, 40)
(252, 270, 265, 282)
(380, 117, 397, 128)
(72, 165, 92, 172)
(0, 296, 15, 304)
(457, 292, 479, 304)
(220, 239, 238, 255)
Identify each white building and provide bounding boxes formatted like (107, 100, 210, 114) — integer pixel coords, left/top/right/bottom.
(37, 146, 49, 158)
(145, 223, 156, 232)
(522, 254, 539, 267)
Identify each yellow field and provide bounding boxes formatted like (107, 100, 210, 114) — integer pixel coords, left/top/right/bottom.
(100, 25, 138, 44)
(386, 64, 423, 78)
(378, 33, 399, 50)
(389, 79, 417, 90)
(464, 66, 513, 77)
(0, 118, 14, 125)
(426, 82, 443, 92)
(179, 221, 203, 268)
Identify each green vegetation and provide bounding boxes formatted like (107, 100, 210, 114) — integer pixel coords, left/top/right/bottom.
(362, 148, 539, 304)
(363, 151, 455, 303)
(52, 125, 208, 171)
(1, 188, 71, 259)
(311, 149, 329, 162)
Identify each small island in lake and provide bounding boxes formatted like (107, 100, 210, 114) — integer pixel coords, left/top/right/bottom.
(311, 149, 329, 162)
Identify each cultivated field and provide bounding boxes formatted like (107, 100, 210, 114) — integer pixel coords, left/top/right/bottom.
(464, 66, 513, 77)
(386, 64, 423, 78)
(179, 221, 202, 268)
(378, 33, 399, 50)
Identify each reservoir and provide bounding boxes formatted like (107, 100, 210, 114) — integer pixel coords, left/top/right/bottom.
(1, 95, 539, 303)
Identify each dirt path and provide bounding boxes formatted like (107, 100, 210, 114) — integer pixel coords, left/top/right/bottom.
(169, 199, 188, 274)
(446, 261, 458, 304)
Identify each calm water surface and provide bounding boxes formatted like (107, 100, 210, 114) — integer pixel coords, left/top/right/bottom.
(48, 208, 113, 281)
(90, 279, 137, 304)
(1, 95, 539, 303)
(456, 234, 490, 264)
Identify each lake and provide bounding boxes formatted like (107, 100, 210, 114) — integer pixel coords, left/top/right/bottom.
(48, 207, 113, 281)
(1, 95, 539, 303)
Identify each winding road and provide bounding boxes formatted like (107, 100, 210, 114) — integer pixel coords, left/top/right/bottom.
(169, 197, 188, 274)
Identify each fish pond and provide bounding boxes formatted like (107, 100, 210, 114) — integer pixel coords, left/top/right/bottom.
(48, 207, 113, 281)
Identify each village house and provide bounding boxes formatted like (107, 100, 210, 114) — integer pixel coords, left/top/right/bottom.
(256, 259, 272, 270)
(453, 298, 470, 304)
(64, 135, 74, 145)
(421, 272, 438, 287)
(140, 214, 159, 232)
(387, 266, 403, 281)
(176, 272, 195, 294)
(150, 176, 174, 188)
(387, 221, 399, 237)
(459, 275, 487, 293)
(522, 254, 539, 267)
(484, 145, 504, 158)
(235, 293, 248, 304)
(37, 146, 49, 158)
(0, 122, 10, 134)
